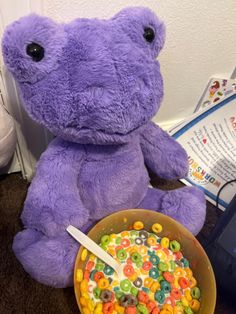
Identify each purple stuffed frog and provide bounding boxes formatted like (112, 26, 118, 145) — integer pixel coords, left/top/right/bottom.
(2, 7, 206, 288)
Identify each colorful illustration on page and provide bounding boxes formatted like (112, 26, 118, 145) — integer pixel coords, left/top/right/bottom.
(199, 78, 236, 110)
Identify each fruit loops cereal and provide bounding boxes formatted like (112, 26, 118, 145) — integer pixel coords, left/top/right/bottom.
(76, 221, 201, 314)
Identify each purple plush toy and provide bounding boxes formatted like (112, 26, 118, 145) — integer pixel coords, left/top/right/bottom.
(2, 7, 206, 288)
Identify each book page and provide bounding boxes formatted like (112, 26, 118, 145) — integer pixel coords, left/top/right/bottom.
(170, 93, 236, 210)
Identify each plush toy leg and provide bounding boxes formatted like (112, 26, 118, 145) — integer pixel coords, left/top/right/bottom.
(138, 186, 206, 235)
(12, 228, 79, 288)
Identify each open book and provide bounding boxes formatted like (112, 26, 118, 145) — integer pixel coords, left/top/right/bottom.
(169, 78, 236, 210)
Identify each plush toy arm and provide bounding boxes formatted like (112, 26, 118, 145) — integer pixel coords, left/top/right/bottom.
(21, 138, 90, 237)
(140, 122, 188, 179)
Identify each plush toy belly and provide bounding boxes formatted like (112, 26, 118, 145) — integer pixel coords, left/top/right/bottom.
(79, 142, 149, 219)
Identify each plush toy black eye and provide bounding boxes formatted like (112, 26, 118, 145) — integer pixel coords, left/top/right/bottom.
(143, 27, 155, 43)
(26, 43, 44, 62)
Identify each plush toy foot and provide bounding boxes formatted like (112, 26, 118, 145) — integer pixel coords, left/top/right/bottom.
(161, 186, 206, 235)
(13, 228, 79, 287)
(138, 186, 206, 235)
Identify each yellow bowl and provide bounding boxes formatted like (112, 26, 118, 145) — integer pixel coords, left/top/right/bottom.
(74, 209, 216, 313)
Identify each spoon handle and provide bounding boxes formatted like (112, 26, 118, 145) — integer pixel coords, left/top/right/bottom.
(66, 225, 121, 274)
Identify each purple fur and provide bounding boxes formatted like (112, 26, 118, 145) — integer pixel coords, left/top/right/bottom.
(2, 7, 206, 288)
(2, 8, 164, 140)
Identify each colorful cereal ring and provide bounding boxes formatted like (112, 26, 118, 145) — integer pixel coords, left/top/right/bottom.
(137, 304, 149, 314)
(120, 279, 132, 292)
(183, 306, 194, 314)
(144, 277, 154, 288)
(115, 290, 124, 300)
(147, 237, 157, 246)
(178, 277, 189, 289)
(120, 294, 138, 307)
(115, 237, 122, 245)
(175, 251, 183, 260)
(152, 223, 163, 234)
(139, 230, 149, 239)
(121, 238, 131, 247)
(97, 277, 109, 289)
(130, 230, 139, 237)
(150, 254, 160, 265)
(131, 286, 139, 296)
(158, 262, 168, 272)
(135, 237, 143, 245)
(129, 271, 138, 282)
(174, 267, 185, 277)
(114, 302, 125, 313)
(83, 270, 90, 280)
(181, 296, 189, 307)
(154, 290, 165, 304)
(149, 267, 159, 279)
(102, 302, 114, 314)
(156, 251, 166, 260)
(163, 271, 174, 283)
(86, 260, 95, 271)
(123, 264, 135, 277)
(191, 287, 201, 299)
(93, 287, 101, 299)
(104, 265, 115, 276)
(125, 306, 137, 314)
(152, 308, 160, 314)
(121, 231, 129, 237)
(163, 303, 174, 311)
(81, 248, 88, 261)
(100, 289, 113, 302)
(190, 299, 200, 311)
(150, 281, 160, 293)
(170, 240, 181, 252)
(131, 252, 142, 263)
(117, 249, 127, 260)
(95, 262, 104, 271)
(101, 234, 110, 245)
(133, 277, 143, 288)
(185, 268, 193, 279)
(143, 255, 150, 262)
(133, 221, 144, 230)
(170, 288, 182, 300)
(142, 261, 153, 271)
(139, 245, 147, 254)
(160, 280, 171, 293)
(94, 271, 104, 282)
(76, 269, 83, 282)
(170, 260, 176, 271)
(146, 300, 156, 312)
(181, 258, 189, 268)
(184, 289, 192, 301)
(173, 305, 184, 314)
(138, 290, 149, 304)
(160, 237, 169, 249)
(189, 277, 197, 288)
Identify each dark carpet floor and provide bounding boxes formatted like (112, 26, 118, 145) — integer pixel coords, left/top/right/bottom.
(0, 172, 235, 313)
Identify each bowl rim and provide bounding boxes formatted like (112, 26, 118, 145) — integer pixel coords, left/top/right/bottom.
(73, 209, 216, 313)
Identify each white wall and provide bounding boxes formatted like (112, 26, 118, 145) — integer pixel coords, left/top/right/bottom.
(0, 0, 52, 179)
(42, 0, 236, 127)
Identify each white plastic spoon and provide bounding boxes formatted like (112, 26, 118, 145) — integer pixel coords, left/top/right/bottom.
(66, 225, 123, 277)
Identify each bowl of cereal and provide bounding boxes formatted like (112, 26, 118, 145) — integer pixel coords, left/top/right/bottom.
(74, 209, 216, 314)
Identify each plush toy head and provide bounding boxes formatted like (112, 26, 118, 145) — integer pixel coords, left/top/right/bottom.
(2, 7, 165, 143)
